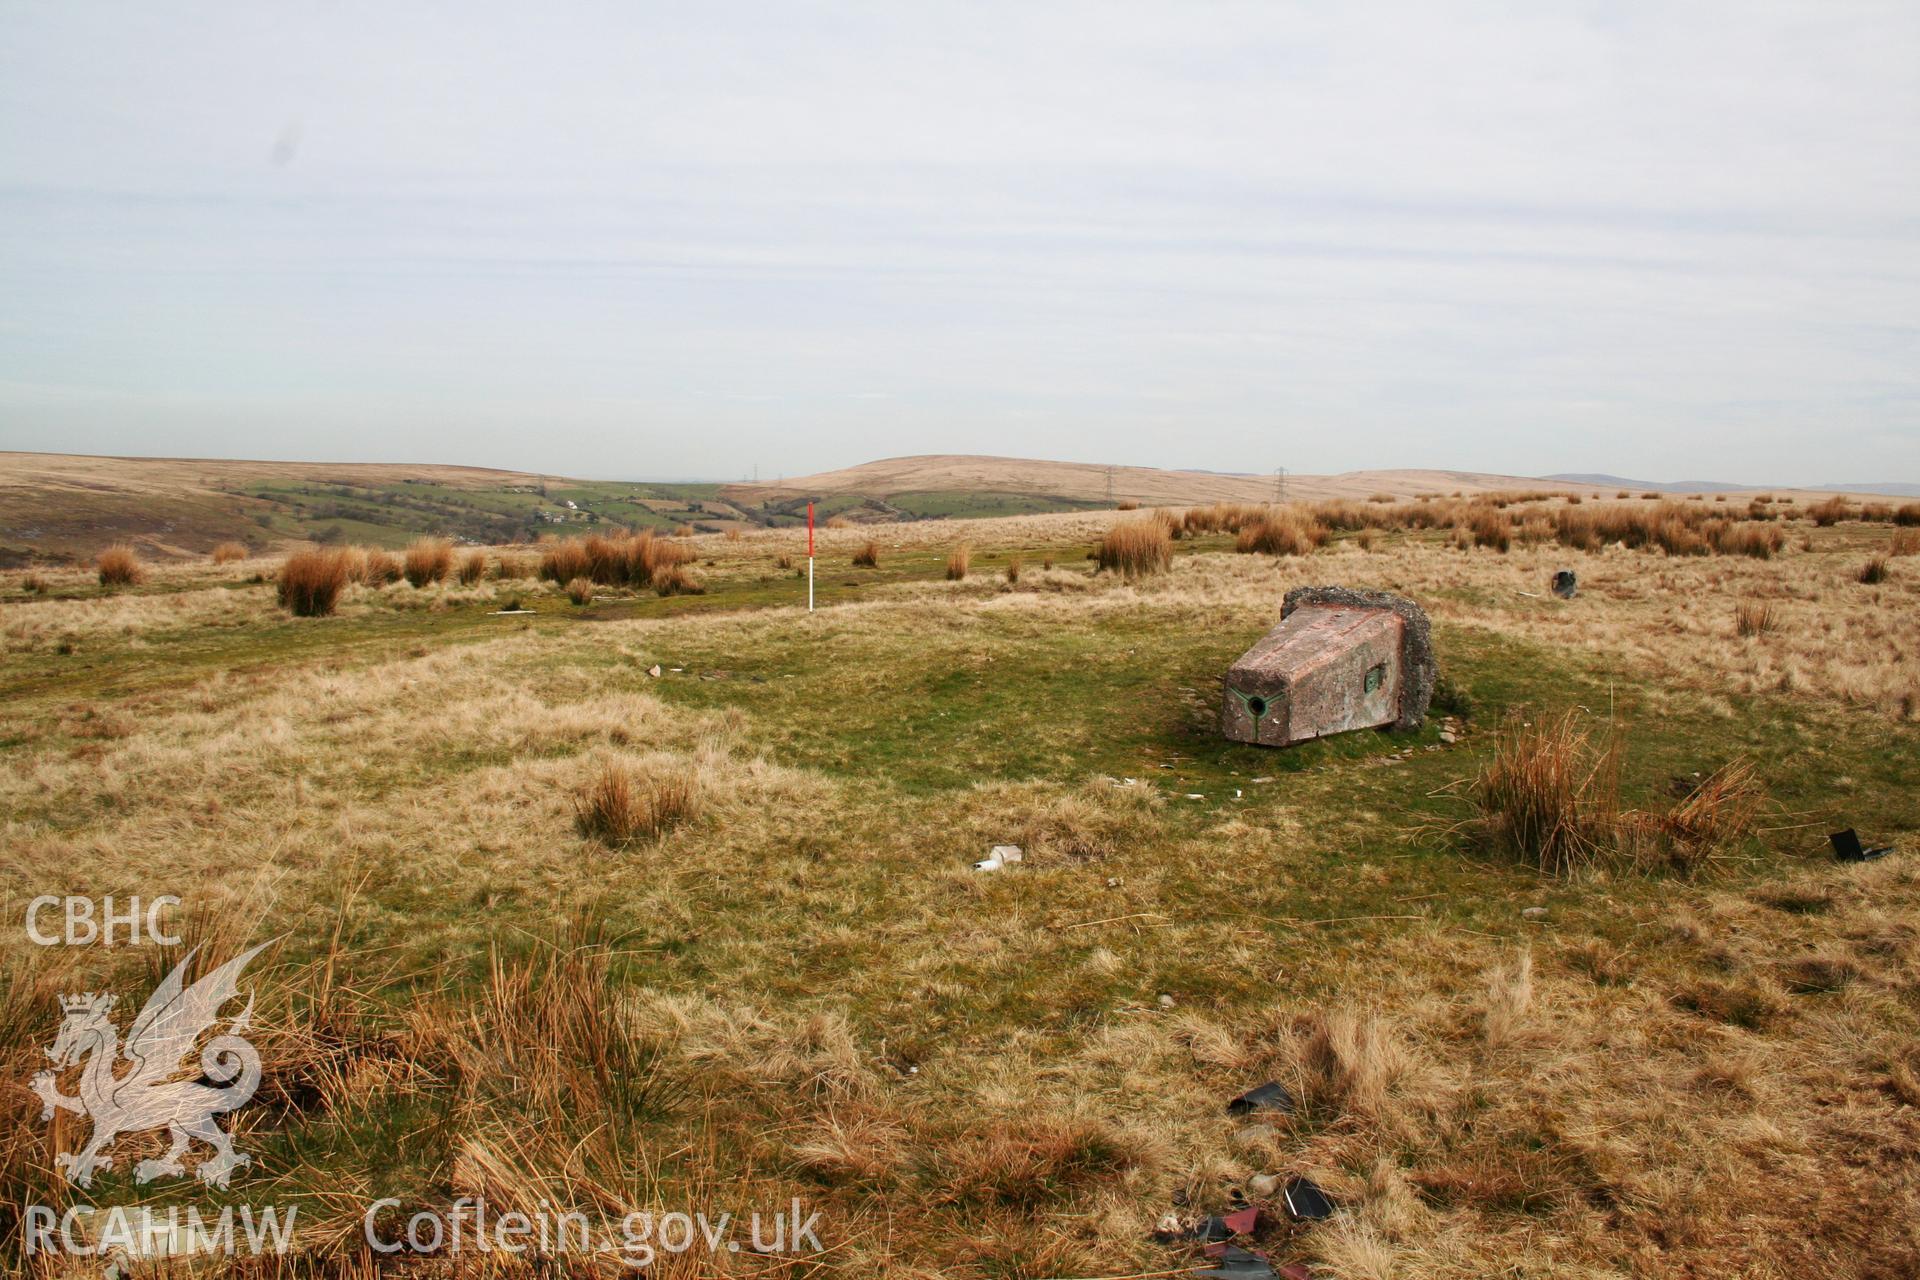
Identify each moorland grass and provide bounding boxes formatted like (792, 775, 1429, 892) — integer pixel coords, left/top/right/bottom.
(95, 543, 144, 587)
(1, 518, 1917, 1277)
(277, 548, 352, 617)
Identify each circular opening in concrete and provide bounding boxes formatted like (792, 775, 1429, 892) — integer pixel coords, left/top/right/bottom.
(1246, 696, 1267, 718)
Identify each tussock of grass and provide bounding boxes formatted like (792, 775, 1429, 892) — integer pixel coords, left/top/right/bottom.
(852, 540, 880, 568)
(537, 531, 695, 591)
(277, 548, 352, 616)
(95, 543, 144, 587)
(1858, 556, 1889, 584)
(1653, 759, 1764, 873)
(210, 541, 249, 564)
(539, 537, 593, 584)
(934, 1109, 1151, 1208)
(1095, 519, 1172, 577)
(362, 547, 402, 586)
(1735, 601, 1776, 636)
(1809, 496, 1853, 526)
(652, 564, 704, 596)
(1236, 508, 1329, 556)
(456, 549, 488, 585)
(945, 544, 971, 580)
(565, 576, 594, 605)
(573, 758, 702, 845)
(1470, 713, 1763, 876)
(1472, 712, 1624, 875)
(1469, 508, 1511, 552)
(402, 537, 454, 587)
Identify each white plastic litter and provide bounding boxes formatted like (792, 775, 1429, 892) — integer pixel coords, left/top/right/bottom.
(974, 844, 1024, 872)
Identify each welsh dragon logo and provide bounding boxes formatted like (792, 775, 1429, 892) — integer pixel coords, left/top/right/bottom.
(32, 942, 270, 1188)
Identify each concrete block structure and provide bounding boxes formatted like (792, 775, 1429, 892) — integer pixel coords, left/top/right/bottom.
(1222, 587, 1435, 747)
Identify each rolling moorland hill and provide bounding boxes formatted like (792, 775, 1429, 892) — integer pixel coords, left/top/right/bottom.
(3, 450, 1908, 564)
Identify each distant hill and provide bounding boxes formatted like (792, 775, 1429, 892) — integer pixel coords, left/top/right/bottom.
(0, 452, 746, 564)
(1547, 472, 1920, 498)
(8, 450, 1912, 565)
(1812, 482, 1920, 498)
(726, 454, 1614, 509)
(1545, 473, 1749, 494)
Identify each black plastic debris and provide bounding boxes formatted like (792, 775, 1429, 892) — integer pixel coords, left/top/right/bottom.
(1196, 1244, 1280, 1279)
(1552, 569, 1577, 599)
(1831, 828, 1893, 862)
(1227, 1081, 1295, 1117)
(1283, 1176, 1336, 1221)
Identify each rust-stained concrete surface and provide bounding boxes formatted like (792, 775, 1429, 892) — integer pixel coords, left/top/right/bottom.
(1222, 587, 1435, 746)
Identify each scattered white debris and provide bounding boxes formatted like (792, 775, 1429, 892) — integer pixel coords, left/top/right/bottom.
(974, 844, 1024, 872)
(1251, 776, 1273, 784)
(1157, 993, 1177, 1008)
(1439, 730, 1458, 744)
(1185, 793, 1205, 800)
(1234, 789, 1243, 799)
(1522, 906, 1549, 920)
(1248, 1173, 1282, 1198)
(646, 664, 662, 678)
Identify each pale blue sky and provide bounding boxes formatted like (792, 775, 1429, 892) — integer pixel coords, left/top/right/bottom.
(1, 1, 1916, 482)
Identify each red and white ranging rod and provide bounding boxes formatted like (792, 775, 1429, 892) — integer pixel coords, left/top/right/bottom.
(807, 501, 815, 612)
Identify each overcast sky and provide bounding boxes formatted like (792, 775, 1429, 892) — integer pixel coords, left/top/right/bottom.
(1, 2, 1916, 483)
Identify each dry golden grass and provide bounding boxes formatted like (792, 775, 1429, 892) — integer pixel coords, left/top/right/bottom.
(1472, 711, 1623, 875)
(852, 539, 880, 568)
(362, 547, 401, 586)
(456, 548, 488, 585)
(539, 536, 593, 584)
(944, 544, 971, 580)
(20, 571, 46, 593)
(573, 756, 702, 845)
(402, 537, 454, 587)
(1235, 508, 1329, 556)
(1469, 712, 1762, 877)
(1892, 529, 1920, 557)
(277, 548, 352, 617)
(1005, 555, 1021, 584)
(565, 576, 594, 605)
(94, 543, 144, 587)
(1735, 600, 1776, 636)
(652, 563, 704, 596)
(1096, 518, 1172, 577)
(1809, 495, 1853, 526)
(210, 540, 250, 564)
(1859, 556, 1889, 584)
(5, 502, 1919, 1278)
